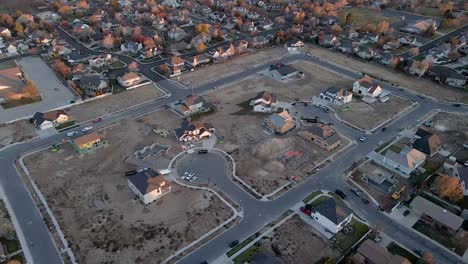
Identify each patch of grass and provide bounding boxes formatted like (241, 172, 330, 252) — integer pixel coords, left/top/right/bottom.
(226, 236, 256, 257)
(308, 196, 330, 208)
(303, 191, 323, 203)
(1, 96, 42, 109)
(386, 242, 420, 263)
(331, 218, 370, 253)
(0, 237, 20, 253)
(110, 60, 125, 68)
(412, 220, 466, 256)
(56, 121, 78, 131)
(233, 244, 261, 264)
(388, 145, 402, 153)
(111, 79, 126, 94)
(338, 7, 397, 26)
(375, 141, 391, 153)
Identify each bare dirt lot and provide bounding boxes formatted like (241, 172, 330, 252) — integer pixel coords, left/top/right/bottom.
(351, 161, 412, 211)
(0, 120, 36, 147)
(177, 47, 287, 86)
(333, 95, 413, 131)
(66, 83, 165, 122)
(261, 215, 340, 263)
(23, 110, 233, 264)
(424, 111, 468, 153)
(306, 45, 468, 103)
(201, 73, 349, 195)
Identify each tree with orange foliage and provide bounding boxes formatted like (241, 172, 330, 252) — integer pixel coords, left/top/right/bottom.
(52, 60, 72, 79)
(434, 175, 463, 203)
(196, 23, 211, 34)
(196, 42, 206, 53)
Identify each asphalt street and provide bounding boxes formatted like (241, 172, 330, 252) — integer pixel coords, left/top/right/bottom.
(1, 29, 468, 264)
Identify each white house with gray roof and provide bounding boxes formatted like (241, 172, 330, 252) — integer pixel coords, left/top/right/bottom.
(127, 168, 172, 205)
(311, 197, 353, 234)
(267, 63, 299, 81)
(383, 147, 426, 177)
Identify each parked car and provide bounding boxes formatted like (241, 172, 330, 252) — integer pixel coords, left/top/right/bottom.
(381, 127, 386, 131)
(300, 207, 312, 216)
(93, 117, 102, 123)
(229, 240, 239, 248)
(378, 141, 383, 145)
(453, 103, 461, 107)
(350, 188, 362, 196)
(66, 131, 78, 137)
(189, 176, 198, 182)
(403, 210, 410, 216)
(182, 172, 189, 180)
(361, 198, 370, 204)
(81, 126, 93, 132)
(359, 136, 367, 142)
(334, 189, 347, 199)
(198, 149, 208, 154)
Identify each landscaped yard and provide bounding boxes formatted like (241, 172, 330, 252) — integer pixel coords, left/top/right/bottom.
(226, 235, 256, 257)
(412, 220, 467, 256)
(331, 218, 370, 253)
(109, 60, 126, 68)
(303, 191, 323, 203)
(232, 244, 261, 264)
(308, 196, 330, 208)
(386, 242, 420, 263)
(338, 7, 398, 26)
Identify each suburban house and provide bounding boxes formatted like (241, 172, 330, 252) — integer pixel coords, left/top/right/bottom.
(300, 124, 341, 151)
(412, 128, 441, 156)
(265, 110, 295, 134)
(72, 132, 107, 154)
(78, 76, 109, 96)
(174, 95, 207, 117)
(0, 27, 11, 38)
(117, 72, 141, 88)
(174, 120, 214, 142)
(383, 147, 426, 176)
(410, 196, 463, 233)
(352, 77, 382, 98)
(311, 197, 353, 234)
(454, 166, 468, 195)
(33, 110, 69, 130)
(166, 55, 185, 76)
(319, 34, 340, 47)
(285, 40, 304, 52)
(267, 63, 299, 81)
(120, 42, 143, 53)
(351, 239, 411, 264)
(319, 86, 353, 105)
(127, 168, 172, 205)
(250, 91, 278, 113)
(88, 54, 112, 68)
(185, 54, 210, 67)
(429, 66, 467, 88)
(401, 19, 439, 35)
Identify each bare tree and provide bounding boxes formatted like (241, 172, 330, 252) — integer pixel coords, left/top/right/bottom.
(102, 35, 114, 49)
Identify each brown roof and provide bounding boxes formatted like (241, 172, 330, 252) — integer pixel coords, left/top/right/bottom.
(120, 72, 140, 81)
(171, 56, 184, 66)
(42, 110, 68, 121)
(355, 240, 411, 264)
(185, 95, 203, 106)
(74, 132, 102, 146)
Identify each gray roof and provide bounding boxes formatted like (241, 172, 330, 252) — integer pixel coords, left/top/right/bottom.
(314, 197, 352, 225)
(457, 166, 468, 187)
(385, 147, 426, 171)
(413, 133, 441, 156)
(410, 196, 463, 231)
(79, 75, 102, 89)
(127, 168, 162, 195)
(269, 64, 297, 76)
(267, 113, 286, 127)
(324, 132, 341, 145)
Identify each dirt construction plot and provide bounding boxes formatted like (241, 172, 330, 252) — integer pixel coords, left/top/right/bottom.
(306, 45, 468, 103)
(66, 83, 165, 122)
(0, 120, 36, 147)
(176, 47, 287, 86)
(334, 95, 413, 131)
(260, 215, 340, 264)
(421, 112, 468, 153)
(23, 110, 233, 264)
(201, 74, 348, 195)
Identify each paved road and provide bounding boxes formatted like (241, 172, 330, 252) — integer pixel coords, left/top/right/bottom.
(1, 29, 468, 264)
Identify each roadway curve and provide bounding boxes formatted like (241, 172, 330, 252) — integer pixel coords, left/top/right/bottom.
(1, 28, 467, 264)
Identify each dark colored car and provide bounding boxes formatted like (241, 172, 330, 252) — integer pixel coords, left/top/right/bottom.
(93, 117, 102, 123)
(361, 198, 370, 204)
(335, 189, 347, 199)
(403, 210, 410, 216)
(229, 240, 239, 248)
(453, 103, 461, 107)
(198, 149, 208, 154)
(381, 127, 387, 131)
(303, 118, 318, 123)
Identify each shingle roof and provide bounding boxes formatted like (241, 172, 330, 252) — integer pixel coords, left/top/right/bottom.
(33, 110, 68, 126)
(356, 240, 411, 264)
(128, 168, 170, 195)
(269, 64, 298, 76)
(385, 147, 426, 171)
(413, 133, 441, 156)
(305, 124, 334, 139)
(314, 197, 352, 225)
(410, 196, 463, 231)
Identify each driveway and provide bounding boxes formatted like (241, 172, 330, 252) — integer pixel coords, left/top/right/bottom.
(0, 57, 78, 123)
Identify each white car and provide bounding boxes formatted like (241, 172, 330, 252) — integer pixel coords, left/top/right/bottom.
(82, 126, 93, 132)
(189, 176, 198, 182)
(66, 131, 78, 137)
(359, 136, 367, 142)
(182, 172, 189, 180)
(378, 141, 383, 145)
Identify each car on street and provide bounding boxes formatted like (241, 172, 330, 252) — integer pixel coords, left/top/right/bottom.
(381, 127, 386, 131)
(189, 176, 198, 182)
(66, 131, 78, 137)
(453, 103, 461, 107)
(403, 210, 410, 216)
(334, 189, 347, 199)
(378, 141, 383, 145)
(93, 117, 102, 123)
(323, 108, 329, 113)
(229, 240, 239, 248)
(198, 149, 208, 154)
(350, 188, 362, 196)
(359, 136, 367, 142)
(82, 126, 93, 132)
(361, 198, 370, 204)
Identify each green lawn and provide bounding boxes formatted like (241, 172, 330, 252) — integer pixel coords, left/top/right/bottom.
(233, 244, 261, 264)
(386, 242, 420, 263)
(226, 236, 256, 257)
(56, 121, 78, 131)
(381, 144, 402, 155)
(110, 60, 125, 68)
(303, 191, 323, 203)
(308, 196, 330, 208)
(412, 220, 466, 256)
(375, 141, 391, 153)
(0, 238, 20, 253)
(331, 218, 370, 253)
(1, 96, 42, 109)
(338, 7, 398, 26)
(111, 79, 126, 94)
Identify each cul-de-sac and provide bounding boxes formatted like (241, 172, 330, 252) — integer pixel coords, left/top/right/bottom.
(0, 0, 467, 264)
